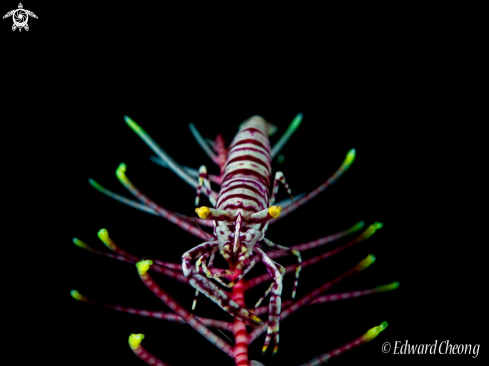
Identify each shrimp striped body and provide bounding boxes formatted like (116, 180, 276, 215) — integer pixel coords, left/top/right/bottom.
(215, 117, 273, 262)
(218, 118, 271, 212)
(182, 115, 302, 356)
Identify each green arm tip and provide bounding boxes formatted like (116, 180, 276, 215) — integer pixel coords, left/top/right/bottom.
(344, 148, 356, 166)
(72, 237, 90, 250)
(88, 178, 103, 190)
(124, 115, 134, 125)
(352, 221, 365, 231)
(375, 281, 400, 292)
(291, 113, 303, 127)
(124, 115, 142, 133)
(70, 290, 86, 301)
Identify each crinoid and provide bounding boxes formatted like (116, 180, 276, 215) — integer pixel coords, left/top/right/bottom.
(71, 114, 397, 365)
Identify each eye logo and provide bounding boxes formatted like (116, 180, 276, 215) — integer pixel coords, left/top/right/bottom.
(3, 3, 37, 32)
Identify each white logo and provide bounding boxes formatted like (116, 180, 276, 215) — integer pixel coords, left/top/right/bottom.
(3, 3, 37, 32)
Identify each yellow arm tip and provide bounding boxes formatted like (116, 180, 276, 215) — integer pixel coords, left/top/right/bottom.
(361, 221, 383, 240)
(97, 228, 110, 245)
(268, 206, 282, 218)
(195, 206, 211, 219)
(116, 163, 128, 182)
(136, 260, 153, 275)
(356, 254, 376, 271)
(364, 321, 388, 342)
(128, 333, 145, 349)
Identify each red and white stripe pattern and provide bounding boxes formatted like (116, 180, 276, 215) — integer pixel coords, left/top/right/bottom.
(214, 116, 287, 355)
(216, 116, 272, 216)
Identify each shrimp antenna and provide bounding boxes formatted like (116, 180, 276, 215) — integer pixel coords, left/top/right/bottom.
(193, 217, 215, 241)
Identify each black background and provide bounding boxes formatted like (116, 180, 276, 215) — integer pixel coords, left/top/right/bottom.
(3, 3, 485, 366)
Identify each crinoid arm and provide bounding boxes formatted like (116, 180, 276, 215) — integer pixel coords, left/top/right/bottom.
(189, 123, 218, 164)
(271, 148, 356, 222)
(88, 178, 213, 229)
(135, 260, 235, 359)
(124, 116, 201, 190)
(273, 191, 306, 210)
(149, 156, 222, 184)
(299, 322, 388, 365)
(248, 255, 378, 345)
(114, 163, 212, 239)
(270, 113, 303, 158)
(248, 224, 381, 289)
(129, 334, 170, 366)
(310, 282, 400, 304)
